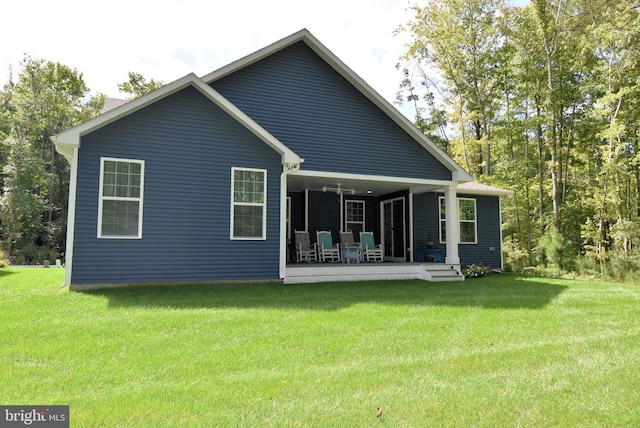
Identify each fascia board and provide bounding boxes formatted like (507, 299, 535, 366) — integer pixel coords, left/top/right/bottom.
(202, 28, 473, 182)
(294, 169, 453, 188)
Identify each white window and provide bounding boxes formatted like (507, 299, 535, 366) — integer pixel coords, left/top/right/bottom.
(345, 200, 365, 235)
(439, 196, 477, 244)
(98, 158, 145, 238)
(231, 167, 266, 239)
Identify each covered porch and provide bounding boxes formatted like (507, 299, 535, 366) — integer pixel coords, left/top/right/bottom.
(280, 169, 467, 282)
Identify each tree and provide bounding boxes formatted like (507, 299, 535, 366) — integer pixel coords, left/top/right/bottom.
(398, 0, 508, 178)
(117, 72, 164, 99)
(398, 0, 640, 277)
(0, 137, 47, 260)
(582, 0, 640, 270)
(0, 56, 103, 263)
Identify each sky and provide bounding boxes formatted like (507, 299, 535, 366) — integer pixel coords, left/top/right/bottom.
(2, 0, 529, 119)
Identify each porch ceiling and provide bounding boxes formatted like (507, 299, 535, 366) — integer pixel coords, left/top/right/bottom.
(287, 173, 445, 197)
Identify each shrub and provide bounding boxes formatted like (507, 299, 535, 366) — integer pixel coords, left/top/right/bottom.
(503, 237, 529, 272)
(540, 229, 576, 272)
(0, 251, 9, 268)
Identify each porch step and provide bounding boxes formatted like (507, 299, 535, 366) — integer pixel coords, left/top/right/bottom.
(420, 264, 465, 282)
(284, 263, 465, 284)
(284, 263, 424, 284)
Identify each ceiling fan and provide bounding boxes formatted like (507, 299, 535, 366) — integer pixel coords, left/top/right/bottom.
(321, 183, 360, 195)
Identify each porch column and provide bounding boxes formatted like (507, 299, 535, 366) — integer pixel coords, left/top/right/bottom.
(444, 183, 460, 265)
(280, 162, 301, 280)
(279, 170, 288, 280)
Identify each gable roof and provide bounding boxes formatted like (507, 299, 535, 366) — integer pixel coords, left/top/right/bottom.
(101, 97, 128, 113)
(51, 73, 301, 165)
(202, 29, 473, 183)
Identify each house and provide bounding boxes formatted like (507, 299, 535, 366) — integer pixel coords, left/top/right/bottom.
(51, 29, 512, 290)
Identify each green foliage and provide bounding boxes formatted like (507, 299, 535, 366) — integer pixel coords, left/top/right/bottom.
(117, 71, 164, 100)
(0, 251, 8, 268)
(398, 0, 507, 177)
(539, 229, 576, 273)
(0, 137, 48, 259)
(502, 236, 529, 272)
(399, 0, 640, 281)
(461, 263, 492, 278)
(0, 56, 103, 263)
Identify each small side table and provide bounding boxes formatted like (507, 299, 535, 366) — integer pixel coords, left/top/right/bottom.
(342, 245, 361, 264)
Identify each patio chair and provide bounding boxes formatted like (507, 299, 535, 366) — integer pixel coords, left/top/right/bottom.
(360, 231, 384, 262)
(294, 230, 317, 263)
(340, 231, 361, 264)
(315, 230, 341, 262)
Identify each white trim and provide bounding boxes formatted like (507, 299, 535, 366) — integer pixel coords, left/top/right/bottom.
(304, 188, 309, 231)
(230, 167, 267, 240)
(409, 193, 414, 262)
(443, 185, 460, 265)
(279, 172, 288, 279)
(344, 200, 365, 234)
(98, 157, 145, 239)
(63, 147, 79, 287)
(381, 197, 406, 261)
(458, 198, 478, 244)
(439, 196, 478, 245)
(202, 29, 473, 182)
(293, 169, 453, 188)
(286, 197, 292, 240)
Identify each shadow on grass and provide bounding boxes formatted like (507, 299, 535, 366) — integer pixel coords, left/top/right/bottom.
(84, 274, 568, 311)
(0, 269, 16, 278)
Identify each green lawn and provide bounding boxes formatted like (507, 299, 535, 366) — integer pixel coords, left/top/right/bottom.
(1, 268, 639, 427)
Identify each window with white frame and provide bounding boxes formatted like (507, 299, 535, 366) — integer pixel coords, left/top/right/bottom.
(231, 167, 266, 239)
(98, 158, 145, 238)
(345, 200, 365, 236)
(439, 196, 477, 244)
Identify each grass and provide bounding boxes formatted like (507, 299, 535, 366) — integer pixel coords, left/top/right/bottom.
(1, 267, 639, 427)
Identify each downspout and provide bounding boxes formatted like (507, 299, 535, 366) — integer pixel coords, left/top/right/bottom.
(53, 144, 78, 288)
(279, 160, 302, 280)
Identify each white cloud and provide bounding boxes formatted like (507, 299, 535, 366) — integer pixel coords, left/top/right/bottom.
(2, 0, 415, 117)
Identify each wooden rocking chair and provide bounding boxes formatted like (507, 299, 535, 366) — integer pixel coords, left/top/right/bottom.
(315, 230, 341, 262)
(294, 230, 317, 263)
(360, 231, 384, 262)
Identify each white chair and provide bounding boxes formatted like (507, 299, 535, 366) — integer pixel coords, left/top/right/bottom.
(294, 230, 317, 263)
(315, 230, 341, 262)
(359, 231, 384, 262)
(340, 231, 361, 264)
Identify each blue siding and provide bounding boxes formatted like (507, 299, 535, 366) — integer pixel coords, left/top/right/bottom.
(295, 192, 380, 245)
(413, 193, 503, 268)
(211, 42, 452, 180)
(72, 86, 282, 285)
